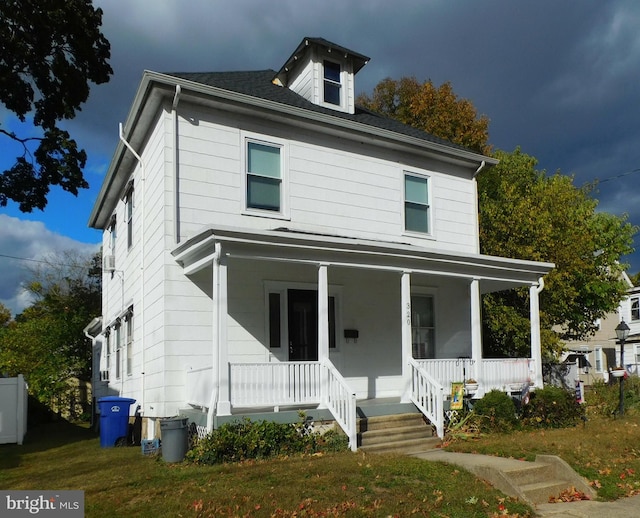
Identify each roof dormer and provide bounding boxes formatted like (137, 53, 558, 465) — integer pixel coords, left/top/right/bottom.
(274, 37, 369, 115)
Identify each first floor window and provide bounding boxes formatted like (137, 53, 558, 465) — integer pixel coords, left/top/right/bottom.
(411, 295, 435, 359)
(594, 347, 603, 373)
(247, 141, 282, 212)
(115, 323, 122, 380)
(404, 173, 430, 234)
(126, 309, 134, 376)
(105, 331, 111, 370)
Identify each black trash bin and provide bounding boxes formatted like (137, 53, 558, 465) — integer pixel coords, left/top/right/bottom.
(160, 416, 189, 462)
(98, 397, 136, 448)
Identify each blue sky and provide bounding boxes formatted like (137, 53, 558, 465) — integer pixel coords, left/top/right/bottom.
(2, 0, 640, 314)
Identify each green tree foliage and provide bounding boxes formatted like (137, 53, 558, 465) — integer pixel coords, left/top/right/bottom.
(356, 76, 490, 154)
(478, 148, 636, 357)
(629, 272, 640, 287)
(0, 0, 112, 211)
(0, 250, 101, 405)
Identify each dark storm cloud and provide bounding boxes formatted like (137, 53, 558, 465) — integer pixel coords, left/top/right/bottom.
(20, 0, 640, 275)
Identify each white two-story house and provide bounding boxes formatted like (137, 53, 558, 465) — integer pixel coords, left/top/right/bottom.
(87, 37, 553, 449)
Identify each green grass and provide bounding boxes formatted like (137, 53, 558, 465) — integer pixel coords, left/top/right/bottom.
(1, 420, 533, 517)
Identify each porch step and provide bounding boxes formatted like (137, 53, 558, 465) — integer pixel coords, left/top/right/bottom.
(358, 413, 440, 454)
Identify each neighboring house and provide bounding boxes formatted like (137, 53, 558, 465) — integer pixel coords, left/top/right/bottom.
(88, 37, 553, 448)
(562, 273, 640, 385)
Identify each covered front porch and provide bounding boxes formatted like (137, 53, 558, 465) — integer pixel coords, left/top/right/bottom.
(173, 226, 553, 451)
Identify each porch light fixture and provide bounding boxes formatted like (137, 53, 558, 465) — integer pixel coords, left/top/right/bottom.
(615, 320, 630, 416)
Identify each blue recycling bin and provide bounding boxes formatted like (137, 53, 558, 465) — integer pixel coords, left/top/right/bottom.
(98, 396, 136, 448)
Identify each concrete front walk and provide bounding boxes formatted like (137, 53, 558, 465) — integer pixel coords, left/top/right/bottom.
(413, 449, 640, 517)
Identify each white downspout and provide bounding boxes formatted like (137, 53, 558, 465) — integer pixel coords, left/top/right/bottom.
(530, 277, 545, 389)
(207, 242, 222, 432)
(472, 160, 486, 253)
(119, 123, 146, 415)
(172, 85, 181, 244)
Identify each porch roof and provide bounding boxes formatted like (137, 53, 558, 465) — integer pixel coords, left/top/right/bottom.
(172, 225, 554, 293)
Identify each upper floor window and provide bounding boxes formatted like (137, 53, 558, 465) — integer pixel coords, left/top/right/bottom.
(323, 60, 342, 106)
(245, 137, 287, 216)
(125, 183, 134, 250)
(404, 173, 431, 234)
(631, 297, 639, 321)
(109, 215, 117, 252)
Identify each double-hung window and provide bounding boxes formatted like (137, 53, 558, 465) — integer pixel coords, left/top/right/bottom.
(115, 322, 122, 380)
(323, 60, 342, 106)
(126, 309, 133, 376)
(594, 347, 603, 373)
(631, 297, 640, 321)
(244, 136, 287, 216)
(109, 215, 117, 253)
(125, 183, 134, 250)
(404, 172, 431, 234)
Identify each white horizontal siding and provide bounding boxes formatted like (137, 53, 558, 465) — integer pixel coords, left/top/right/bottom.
(172, 102, 479, 255)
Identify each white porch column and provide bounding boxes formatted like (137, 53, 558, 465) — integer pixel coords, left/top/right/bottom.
(529, 279, 544, 388)
(318, 263, 330, 404)
(401, 270, 412, 402)
(216, 249, 231, 415)
(470, 278, 483, 387)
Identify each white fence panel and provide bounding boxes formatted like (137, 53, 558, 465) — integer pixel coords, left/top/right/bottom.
(0, 375, 28, 445)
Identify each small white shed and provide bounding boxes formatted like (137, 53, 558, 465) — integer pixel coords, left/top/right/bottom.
(0, 374, 28, 445)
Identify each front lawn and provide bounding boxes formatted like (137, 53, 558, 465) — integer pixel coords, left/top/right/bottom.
(0, 420, 532, 517)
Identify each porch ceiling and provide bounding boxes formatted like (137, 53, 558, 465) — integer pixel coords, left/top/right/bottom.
(172, 225, 553, 293)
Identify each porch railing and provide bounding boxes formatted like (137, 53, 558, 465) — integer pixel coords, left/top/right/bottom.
(482, 359, 532, 392)
(229, 362, 322, 408)
(409, 359, 445, 438)
(415, 358, 532, 393)
(321, 358, 357, 451)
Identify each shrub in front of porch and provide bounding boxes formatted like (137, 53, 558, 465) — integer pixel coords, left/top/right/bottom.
(471, 390, 518, 433)
(520, 385, 585, 428)
(186, 416, 348, 464)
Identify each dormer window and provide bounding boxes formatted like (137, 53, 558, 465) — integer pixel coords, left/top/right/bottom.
(323, 60, 342, 106)
(274, 38, 369, 115)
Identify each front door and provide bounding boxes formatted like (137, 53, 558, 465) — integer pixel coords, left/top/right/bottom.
(288, 289, 318, 361)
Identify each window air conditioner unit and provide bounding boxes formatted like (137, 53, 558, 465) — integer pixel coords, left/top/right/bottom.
(103, 254, 116, 272)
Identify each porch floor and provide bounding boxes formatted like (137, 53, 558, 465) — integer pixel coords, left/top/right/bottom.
(181, 397, 421, 429)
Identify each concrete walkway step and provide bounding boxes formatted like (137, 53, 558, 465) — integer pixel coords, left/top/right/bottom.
(413, 450, 597, 506)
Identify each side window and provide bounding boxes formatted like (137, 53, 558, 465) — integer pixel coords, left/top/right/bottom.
(126, 309, 133, 376)
(109, 215, 117, 252)
(411, 295, 435, 359)
(631, 297, 639, 321)
(115, 322, 122, 380)
(404, 173, 431, 234)
(323, 60, 342, 106)
(246, 140, 283, 213)
(125, 185, 134, 250)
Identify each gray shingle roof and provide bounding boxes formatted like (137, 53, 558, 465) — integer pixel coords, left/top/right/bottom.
(165, 69, 470, 152)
